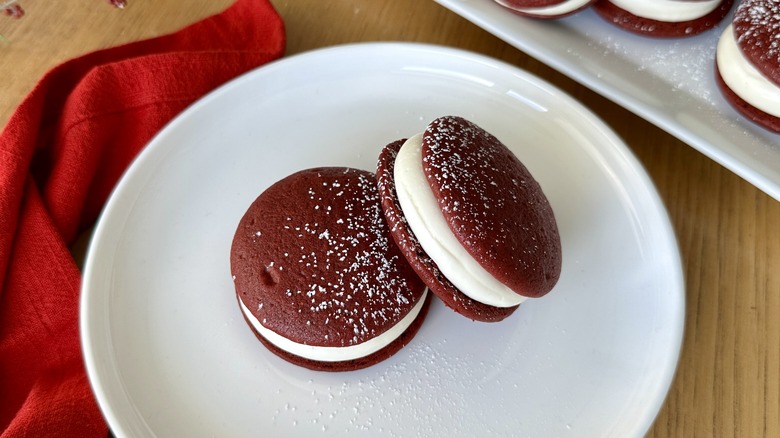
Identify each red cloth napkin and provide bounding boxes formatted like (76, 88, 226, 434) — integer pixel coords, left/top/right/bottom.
(0, 0, 285, 435)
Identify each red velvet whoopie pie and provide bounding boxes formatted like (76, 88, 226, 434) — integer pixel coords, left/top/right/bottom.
(231, 167, 431, 371)
(376, 116, 562, 323)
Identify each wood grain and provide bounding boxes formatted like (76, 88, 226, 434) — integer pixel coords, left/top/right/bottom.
(2, 0, 778, 436)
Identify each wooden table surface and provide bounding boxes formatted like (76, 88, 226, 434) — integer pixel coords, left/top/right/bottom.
(2, 0, 778, 436)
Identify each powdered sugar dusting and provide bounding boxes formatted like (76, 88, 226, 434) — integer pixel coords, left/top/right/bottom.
(267, 339, 477, 435)
(589, 30, 721, 102)
(264, 323, 553, 436)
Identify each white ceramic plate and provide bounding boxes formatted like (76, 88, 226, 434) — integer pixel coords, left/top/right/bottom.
(435, 0, 780, 200)
(81, 43, 684, 437)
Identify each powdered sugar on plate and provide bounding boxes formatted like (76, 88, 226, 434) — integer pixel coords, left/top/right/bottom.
(575, 8, 733, 104)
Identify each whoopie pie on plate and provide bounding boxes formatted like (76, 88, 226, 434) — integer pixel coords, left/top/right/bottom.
(231, 167, 431, 371)
(376, 116, 562, 323)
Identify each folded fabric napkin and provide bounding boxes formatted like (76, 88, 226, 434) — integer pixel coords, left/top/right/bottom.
(0, 0, 285, 435)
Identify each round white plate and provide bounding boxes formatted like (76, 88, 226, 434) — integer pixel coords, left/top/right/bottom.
(81, 43, 684, 437)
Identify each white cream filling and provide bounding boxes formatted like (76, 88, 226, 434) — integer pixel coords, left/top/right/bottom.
(607, 0, 720, 22)
(394, 134, 525, 308)
(496, 0, 592, 17)
(717, 24, 780, 118)
(239, 289, 428, 362)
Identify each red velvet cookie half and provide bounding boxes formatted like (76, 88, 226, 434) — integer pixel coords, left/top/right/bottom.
(231, 167, 430, 371)
(593, 0, 734, 37)
(376, 116, 562, 322)
(494, 0, 595, 19)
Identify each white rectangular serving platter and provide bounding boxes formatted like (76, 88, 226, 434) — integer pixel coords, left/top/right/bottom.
(435, 0, 780, 200)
